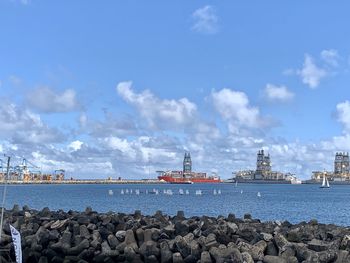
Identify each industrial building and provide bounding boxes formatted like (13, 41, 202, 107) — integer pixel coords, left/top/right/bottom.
(0, 157, 65, 182)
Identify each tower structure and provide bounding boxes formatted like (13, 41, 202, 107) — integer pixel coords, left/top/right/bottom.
(255, 149, 271, 179)
(183, 152, 192, 174)
(334, 152, 350, 174)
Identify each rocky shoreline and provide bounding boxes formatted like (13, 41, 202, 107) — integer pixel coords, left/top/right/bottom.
(0, 205, 350, 262)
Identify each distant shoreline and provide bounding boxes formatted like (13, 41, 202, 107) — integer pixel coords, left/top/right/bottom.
(0, 179, 167, 184)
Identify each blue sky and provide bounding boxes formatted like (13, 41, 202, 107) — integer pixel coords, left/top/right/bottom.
(1, 1, 350, 179)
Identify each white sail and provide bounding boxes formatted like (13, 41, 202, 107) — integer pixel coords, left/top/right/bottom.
(326, 178, 330, 188)
(322, 174, 326, 187)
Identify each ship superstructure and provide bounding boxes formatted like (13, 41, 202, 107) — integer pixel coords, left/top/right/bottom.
(312, 152, 350, 182)
(233, 149, 299, 183)
(157, 152, 221, 183)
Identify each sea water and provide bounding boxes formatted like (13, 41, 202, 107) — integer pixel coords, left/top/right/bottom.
(0, 183, 349, 226)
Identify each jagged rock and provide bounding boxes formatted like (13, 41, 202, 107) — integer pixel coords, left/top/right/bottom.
(241, 252, 254, 263)
(5, 206, 350, 263)
(116, 230, 126, 242)
(173, 252, 184, 263)
(335, 250, 350, 263)
(175, 235, 191, 258)
(107, 234, 119, 249)
(260, 232, 273, 242)
(200, 251, 212, 263)
(250, 240, 267, 261)
(263, 255, 287, 263)
(266, 241, 278, 256)
(36, 226, 50, 245)
(124, 246, 137, 261)
(209, 244, 243, 263)
(163, 224, 175, 237)
(66, 239, 89, 255)
(307, 238, 332, 252)
(50, 228, 72, 253)
(175, 221, 189, 236)
(160, 241, 173, 263)
(101, 241, 119, 257)
(139, 240, 160, 258)
(340, 235, 350, 250)
(51, 219, 69, 230)
(125, 229, 139, 252)
(274, 233, 290, 252)
(136, 228, 145, 246)
(205, 233, 218, 249)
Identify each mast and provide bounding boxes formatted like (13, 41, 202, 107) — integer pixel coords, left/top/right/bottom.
(0, 156, 10, 242)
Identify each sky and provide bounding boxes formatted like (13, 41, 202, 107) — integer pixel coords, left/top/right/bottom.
(1, 1, 350, 179)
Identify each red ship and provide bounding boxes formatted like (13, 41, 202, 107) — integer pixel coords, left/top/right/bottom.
(157, 152, 222, 183)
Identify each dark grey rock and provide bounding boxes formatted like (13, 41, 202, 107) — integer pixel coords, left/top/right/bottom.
(200, 251, 212, 263)
(263, 255, 287, 263)
(173, 252, 184, 263)
(307, 238, 331, 252)
(116, 230, 126, 242)
(160, 241, 173, 263)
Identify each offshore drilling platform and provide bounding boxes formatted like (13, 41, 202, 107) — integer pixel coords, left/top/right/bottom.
(309, 152, 350, 183)
(233, 149, 301, 184)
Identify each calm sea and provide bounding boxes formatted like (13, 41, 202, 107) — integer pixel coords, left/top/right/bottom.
(0, 183, 349, 226)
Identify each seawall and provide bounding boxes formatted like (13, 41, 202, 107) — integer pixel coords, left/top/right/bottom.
(0, 206, 349, 262)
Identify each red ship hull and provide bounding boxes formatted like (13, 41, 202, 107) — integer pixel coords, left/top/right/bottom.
(158, 175, 222, 183)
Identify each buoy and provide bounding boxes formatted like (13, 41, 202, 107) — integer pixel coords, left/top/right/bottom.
(195, 190, 202, 195)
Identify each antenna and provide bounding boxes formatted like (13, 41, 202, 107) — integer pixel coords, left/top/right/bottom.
(148, 152, 151, 179)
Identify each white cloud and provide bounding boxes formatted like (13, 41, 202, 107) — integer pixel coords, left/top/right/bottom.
(68, 140, 83, 151)
(27, 86, 78, 113)
(321, 49, 339, 67)
(264, 84, 295, 102)
(0, 101, 64, 144)
(211, 88, 264, 132)
(191, 5, 219, 34)
(336, 101, 350, 132)
(116, 81, 197, 130)
(297, 54, 327, 88)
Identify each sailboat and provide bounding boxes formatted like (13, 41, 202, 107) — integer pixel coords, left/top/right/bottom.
(320, 173, 330, 188)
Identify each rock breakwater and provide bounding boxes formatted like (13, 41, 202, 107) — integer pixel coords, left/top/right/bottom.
(0, 205, 350, 262)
